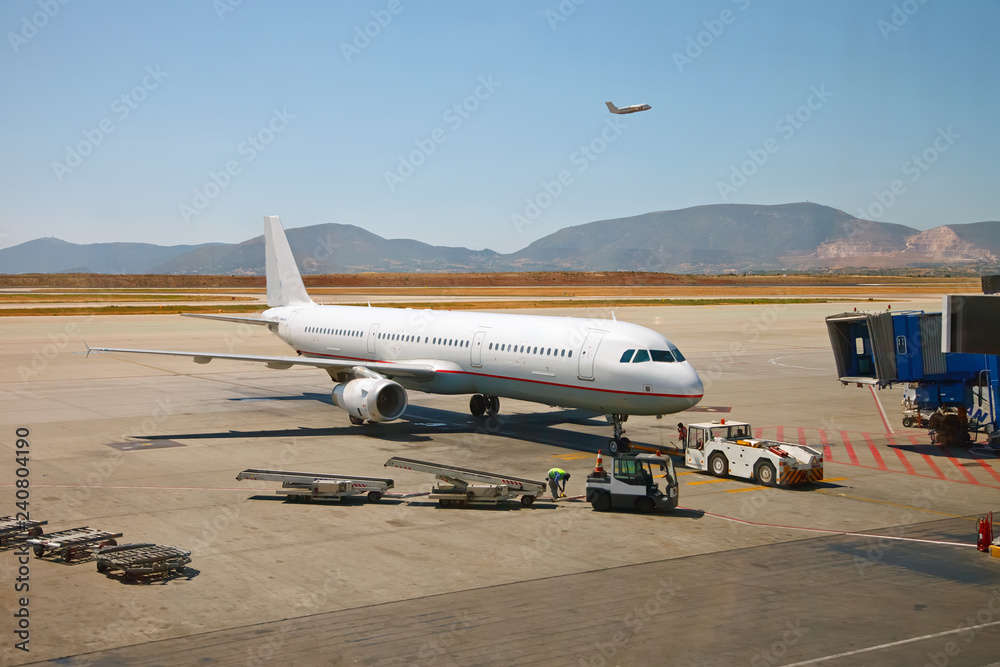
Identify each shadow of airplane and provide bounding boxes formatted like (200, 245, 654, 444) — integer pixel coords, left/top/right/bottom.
(135, 394, 637, 455)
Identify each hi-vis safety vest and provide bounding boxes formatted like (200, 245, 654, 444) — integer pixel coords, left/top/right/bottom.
(548, 468, 566, 480)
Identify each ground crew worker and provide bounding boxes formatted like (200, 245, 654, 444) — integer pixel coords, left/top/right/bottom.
(677, 422, 687, 443)
(547, 468, 570, 500)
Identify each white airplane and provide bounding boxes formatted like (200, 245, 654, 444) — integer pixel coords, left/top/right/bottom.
(89, 217, 703, 452)
(606, 101, 651, 115)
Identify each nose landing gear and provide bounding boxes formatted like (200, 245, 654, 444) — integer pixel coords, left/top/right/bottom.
(607, 414, 631, 454)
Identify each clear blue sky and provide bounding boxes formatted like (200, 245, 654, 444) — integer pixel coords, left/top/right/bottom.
(1, 0, 997, 253)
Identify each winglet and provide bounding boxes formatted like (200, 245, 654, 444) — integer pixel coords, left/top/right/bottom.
(605, 101, 618, 113)
(264, 216, 315, 308)
(84, 339, 92, 358)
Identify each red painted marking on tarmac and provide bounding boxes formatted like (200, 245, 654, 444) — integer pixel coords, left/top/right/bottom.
(754, 428, 763, 439)
(971, 458, 1000, 485)
(797, 427, 806, 446)
(885, 433, 917, 475)
(863, 432, 889, 471)
(941, 448, 982, 485)
(818, 429, 832, 461)
(776, 426, 784, 443)
(839, 431, 861, 467)
(904, 433, 948, 477)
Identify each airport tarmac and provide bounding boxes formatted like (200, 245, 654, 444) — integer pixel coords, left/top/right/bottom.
(1, 296, 998, 666)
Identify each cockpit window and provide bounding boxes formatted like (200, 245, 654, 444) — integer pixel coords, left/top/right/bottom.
(671, 348, 686, 362)
(632, 349, 650, 363)
(650, 349, 676, 363)
(620, 349, 635, 363)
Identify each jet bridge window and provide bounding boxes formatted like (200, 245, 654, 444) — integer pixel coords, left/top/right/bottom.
(632, 349, 650, 363)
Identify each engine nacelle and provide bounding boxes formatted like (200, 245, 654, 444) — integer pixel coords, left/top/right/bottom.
(332, 378, 407, 423)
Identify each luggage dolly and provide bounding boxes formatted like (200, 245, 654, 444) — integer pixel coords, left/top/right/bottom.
(384, 456, 547, 507)
(27, 527, 123, 561)
(236, 468, 394, 503)
(0, 516, 48, 547)
(95, 543, 192, 581)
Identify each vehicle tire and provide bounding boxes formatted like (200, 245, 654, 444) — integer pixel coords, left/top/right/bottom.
(520, 495, 535, 506)
(591, 491, 611, 512)
(902, 417, 914, 428)
(755, 460, 777, 487)
(97, 562, 109, 573)
(635, 497, 655, 514)
(349, 415, 365, 425)
(367, 491, 383, 503)
(33, 545, 45, 558)
(29, 526, 43, 537)
(486, 395, 500, 416)
(709, 453, 728, 478)
(469, 394, 487, 417)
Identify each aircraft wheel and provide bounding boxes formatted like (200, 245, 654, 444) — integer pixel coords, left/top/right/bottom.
(470, 394, 487, 417)
(608, 438, 621, 454)
(755, 460, 777, 487)
(591, 492, 611, 512)
(709, 452, 728, 478)
(635, 497, 655, 514)
(486, 395, 500, 416)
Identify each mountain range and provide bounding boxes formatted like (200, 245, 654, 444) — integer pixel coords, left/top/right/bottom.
(2, 203, 998, 275)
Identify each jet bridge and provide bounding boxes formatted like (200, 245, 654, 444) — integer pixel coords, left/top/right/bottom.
(826, 304, 999, 446)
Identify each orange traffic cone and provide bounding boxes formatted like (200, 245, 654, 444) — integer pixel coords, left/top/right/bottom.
(594, 450, 605, 475)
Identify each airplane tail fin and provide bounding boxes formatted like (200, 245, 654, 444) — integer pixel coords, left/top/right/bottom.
(605, 101, 619, 113)
(264, 216, 315, 308)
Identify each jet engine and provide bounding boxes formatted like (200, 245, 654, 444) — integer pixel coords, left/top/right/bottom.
(332, 377, 407, 422)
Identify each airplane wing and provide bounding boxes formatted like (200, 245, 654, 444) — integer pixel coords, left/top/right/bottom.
(180, 313, 276, 326)
(85, 344, 438, 381)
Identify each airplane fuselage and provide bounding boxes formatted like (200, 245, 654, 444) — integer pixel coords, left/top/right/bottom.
(267, 303, 703, 416)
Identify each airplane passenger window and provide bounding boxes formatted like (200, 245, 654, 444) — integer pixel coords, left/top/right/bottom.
(533, 347, 538, 354)
(568, 350, 572, 357)
(620, 350, 634, 363)
(632, 349, 651, 363)
(650, 350, 676, 362)
(561, 349, 565, 357)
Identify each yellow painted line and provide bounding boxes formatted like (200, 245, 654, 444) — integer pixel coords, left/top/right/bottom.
(686, 479, 730, 486)
(677, 471, 701, 476)
(821, 477, 847, 483)
(814, 489, 968, 519)
(725, 486, 771, 493)
(551, 454, 594, 461)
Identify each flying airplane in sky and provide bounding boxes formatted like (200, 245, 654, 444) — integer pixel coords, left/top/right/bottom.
(606, 101, 651, 115)
(89, 217, 703, 451)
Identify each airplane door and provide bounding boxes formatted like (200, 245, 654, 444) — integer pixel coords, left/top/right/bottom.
(367, 323, 380, 354)
(578, 331, 605, 380)
(471, 331, 487, 367)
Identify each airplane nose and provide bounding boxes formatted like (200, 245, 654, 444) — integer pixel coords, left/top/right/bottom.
(682, 363, 704, 408)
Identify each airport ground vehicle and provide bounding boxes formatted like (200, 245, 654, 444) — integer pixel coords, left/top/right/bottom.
(681, 420, 824, 487)
(586, 452, 679, 512)
(384, 456, 546, 507)
(236, 468, 393, 503)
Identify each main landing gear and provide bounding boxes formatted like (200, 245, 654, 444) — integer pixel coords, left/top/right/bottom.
(470, 394, 500, 417)
(607, 414, 631, 454)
